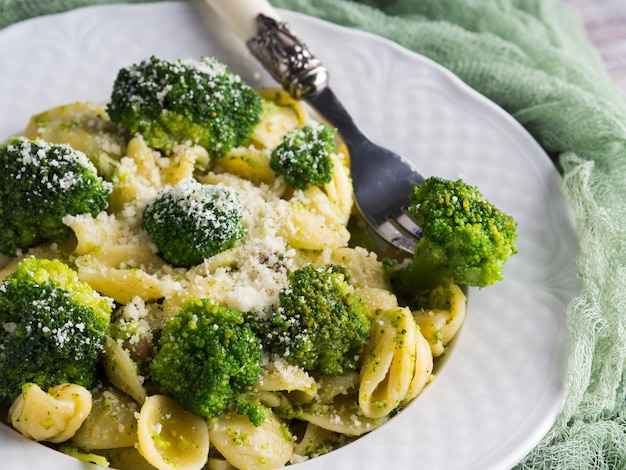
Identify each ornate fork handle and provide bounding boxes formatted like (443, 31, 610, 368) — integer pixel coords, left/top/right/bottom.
(246, 14, 329, 99)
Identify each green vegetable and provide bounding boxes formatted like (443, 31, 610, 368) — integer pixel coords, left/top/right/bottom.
(269, 123, 335, 189)
(143, 178, 245, 267)
(256, 264, 371, 376)
(0, 137, 112, 256)
(59, 444, 111, 468)
(0, 257, 113, 403)
(149, 299, 266, 424)
(107, 55, 263, 156)
(229, 392, 271, 427)
(386, 176, 518, 307)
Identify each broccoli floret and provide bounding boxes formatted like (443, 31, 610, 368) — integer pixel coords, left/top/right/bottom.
(143, 178, 245, 267)
(0, 137, 112, 256)
(230, 392, 271, 427)
(107, 55, 263, 156)
(0, 257, 113, 402)
(386, 176, 518, 307)
(269, 123, 335, 189)
(257, 264, 371, 376)
(149, 299, 265, 424)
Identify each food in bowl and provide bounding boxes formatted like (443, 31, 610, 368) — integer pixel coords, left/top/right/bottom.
(0, 56, 516, 470)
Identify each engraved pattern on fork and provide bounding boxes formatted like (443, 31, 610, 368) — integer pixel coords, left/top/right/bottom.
(246, 14, 329, 98)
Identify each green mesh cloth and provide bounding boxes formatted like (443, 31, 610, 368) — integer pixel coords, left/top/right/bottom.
(2, 0, 626, 468)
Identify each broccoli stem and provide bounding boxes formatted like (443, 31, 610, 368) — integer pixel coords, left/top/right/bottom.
(389, 238, 453, 307)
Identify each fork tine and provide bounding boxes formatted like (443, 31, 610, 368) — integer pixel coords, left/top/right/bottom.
(394, 213, 423, 239)
(377, 219, 419, 255)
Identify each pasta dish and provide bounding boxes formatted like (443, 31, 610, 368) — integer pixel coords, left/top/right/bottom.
(0, 55, 508, 470)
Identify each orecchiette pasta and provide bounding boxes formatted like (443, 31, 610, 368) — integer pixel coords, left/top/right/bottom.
(108, 136, 163, 210)
(64, 211, 161, 269)
(355, 287, 399, 313)
(137, 395, 209, 470)
(160, 144, 209, 186)
(251, 88, 306, 149)
(413, 284, 467, 357)
(298, 396, 384, 436)
(9, 383, 92, 443)
(325, 246, 390, 290)
(24, 102, 126, 179)
(256, 358, 318, 405)
(209, 412, 294, 470)
(217, 147, 276, 186)
(314, 372, 360, 404)
(71, 386, 139, 450)
(98, 446, 160, 470)
(75, 263, 179, 305)
(206, 457, 238, 470)
(281, 186, 351, 250)
(322, 152, 353, 225)
(359, 306, 433, 419)
(292, 423, 337, 461)
(102, 336, 147, 404)
(403, 328, 436, 403)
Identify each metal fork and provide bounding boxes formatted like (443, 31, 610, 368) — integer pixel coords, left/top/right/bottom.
(204, 0, 425, 256)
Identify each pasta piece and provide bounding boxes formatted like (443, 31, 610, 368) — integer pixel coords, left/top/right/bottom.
(24, 101, 126, 178)
(413, 284, 467, 357)
(65, 212, 163, 270)
(76, 264, 181, 305)
(109, 136, 163, 210)
(256, 357, 317, 405)
(137, 395, 209, 470)
(251, 88, 307, 149)
(209, 411, 294, 470)
(301, 185, 348, 227)
(315, 372, 360, 404)
(359, 306, 433, 419)
(298, 396, 383, 436)
(0, 263, 15, 285)
(355, 287, 399, 314)
(103, 336, 147, 404)
(282, 186, 350, 250)
(257, 391, 284, 408)
(109, 137, 208, 208)
(161, 144, 210, 185)
(159, 276, 215, 319)
(72, 386, 139, 450)
(1, 245, 72, 284)
(216, 147, 276, 186)
(327, 246, 390, 290)
(322, 152, 353, 225)
(292, 423, 337, 462)
(99, 446, 161, 470)
(206, 458, 238, 470)
(403, 328, 436, 403)
(9, 382, 92, 443)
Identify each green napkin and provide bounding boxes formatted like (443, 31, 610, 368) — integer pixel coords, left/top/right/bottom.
(2, 0, 626, 468)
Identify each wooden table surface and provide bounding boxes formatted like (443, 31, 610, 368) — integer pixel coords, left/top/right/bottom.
(563, 0, 626, 95)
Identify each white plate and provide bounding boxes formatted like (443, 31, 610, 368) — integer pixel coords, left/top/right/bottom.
(0, 2, 578, 469)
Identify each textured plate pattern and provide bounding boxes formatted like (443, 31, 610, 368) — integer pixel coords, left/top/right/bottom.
(0, 3, 578, 470)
